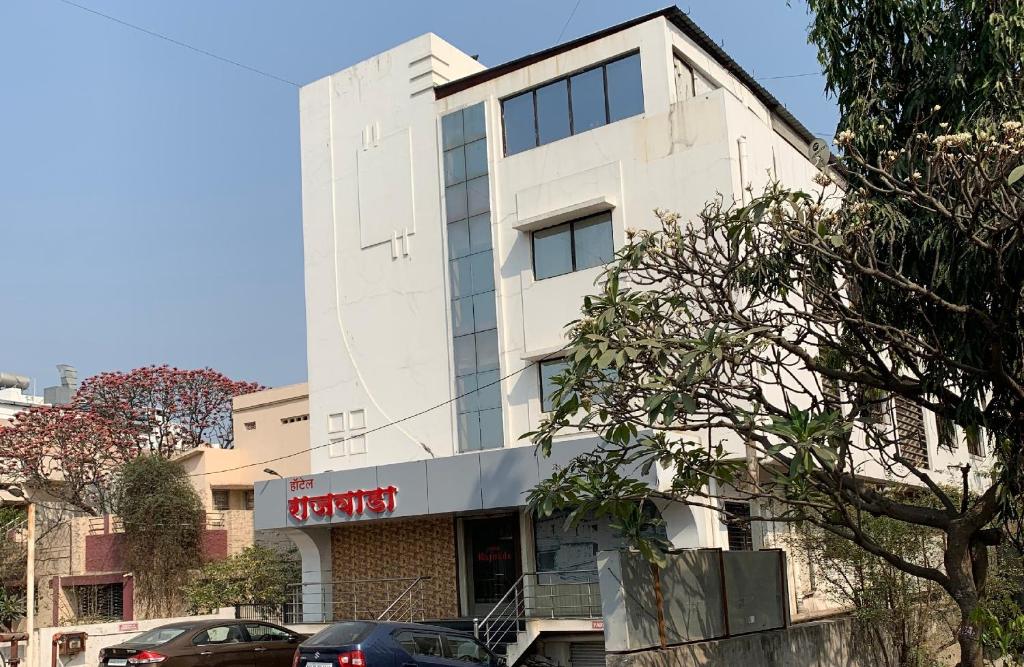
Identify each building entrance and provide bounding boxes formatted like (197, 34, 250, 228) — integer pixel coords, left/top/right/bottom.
(462, 514, 520, 617)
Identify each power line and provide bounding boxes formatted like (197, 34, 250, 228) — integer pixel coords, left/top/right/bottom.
(555, 0, 584, 44)
(189, 351, 565, 478)
(756, 71, 821, 81)
(53, 0, 299, 88)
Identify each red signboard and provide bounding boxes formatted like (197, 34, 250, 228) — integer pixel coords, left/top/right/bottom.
(591, 620, 605, 631)
(288, 485, 397, 522)
(118, 622, 139, 632)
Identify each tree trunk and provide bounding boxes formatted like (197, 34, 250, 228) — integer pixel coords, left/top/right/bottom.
(946, 534, 984, 667)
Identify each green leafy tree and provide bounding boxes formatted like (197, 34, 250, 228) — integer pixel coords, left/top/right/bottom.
(113, 455, 205, 618)
(183, 545, 300, 613)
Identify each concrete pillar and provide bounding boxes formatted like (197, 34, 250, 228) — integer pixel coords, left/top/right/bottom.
(284, 527, 333, 623)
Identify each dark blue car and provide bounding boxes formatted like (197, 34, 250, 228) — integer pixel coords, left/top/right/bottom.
(293, 622, 504, 667)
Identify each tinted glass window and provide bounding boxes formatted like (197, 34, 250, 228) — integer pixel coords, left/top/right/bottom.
(467, 176, 490, 217)
(443, 147, 466, 186)
(605, 53, 644, 122)
(452, 296, 474, 337)
(458, 411, 482, 451)
(444, 635, 491, 664)
(536, 80, 571, 144)
(193, 626, 244, 645)
(540, 359, 570, 412)
(475, 330, 500, 372)
(468, 215, 491, 254)
(129, 627, 188, 645)
(305, 622, 373, 647)
(569, 68, 607, 132)
(395, 632, 443, 657)
(473, 292, 497, 331)
(572, 213, 614, 270)
(456, 374, 478, 414)
(442, 112, 464, 151)
(453, 334, 477, 377)
(465, 139, 488, 180)
(463, 104, 486, 143)
(475, 370, 501, 411)
(448, 219, 470, 259)
(244, 624, 293, 642)
(503, 91, 536, 155)
(479, 407, 503, 449)
(533, 223, 573, 280)
(445, 183, 468, 223)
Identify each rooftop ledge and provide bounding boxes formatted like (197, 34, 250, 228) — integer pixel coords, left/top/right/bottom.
(512, 196, 616, 232)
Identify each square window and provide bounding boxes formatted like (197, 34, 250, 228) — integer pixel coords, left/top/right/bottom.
(572, 213, 614, 271)
(442, 110, 464, 150)
(445, 182, 468, 223)
(458, 411, 482, 452)
(605, 53, 644, 122)
(453, 334, 477, 377)
(443, 146, 466, 186)
(463, 103, 486, 143)
(472, 291, 497, 331)
(533, 223, 573, 280)
(349, 409, 366, 430)
(570, 67, 607, 133)
(328, 412, 345, 433)
(450, 256, 472, 299)
(475, 329, 500, 372)
(503, 91, 537, 155)
(536, 79, 571, 144)
(479, 408, 504, 449)
(465, 139, 488, 180)
(328, 437, 346, 458)
(456, 374, 478, 414)
(348, 434, 366, 454)
(467, 176, 490, 217)
(540, 358, 570, 412)
(475, 370, 501, 410)
(452, 296, 475, 337)
(468, 214, 491, 254)
(447, 219, 470, 259)
(469, 250, 495, 295)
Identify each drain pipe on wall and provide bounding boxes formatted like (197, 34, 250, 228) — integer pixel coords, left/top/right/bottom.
(737, 136, 751, 205)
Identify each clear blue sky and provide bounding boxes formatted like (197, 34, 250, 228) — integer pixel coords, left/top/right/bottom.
(0, 0, 838, 391)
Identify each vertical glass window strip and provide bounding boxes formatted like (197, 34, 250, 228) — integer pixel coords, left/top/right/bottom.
(502, 52, 645, 156)
(442, 104, 504, 452)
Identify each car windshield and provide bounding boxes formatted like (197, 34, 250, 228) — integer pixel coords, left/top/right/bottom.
(128, 627, 189, 645)
(304, 623, 373, 647)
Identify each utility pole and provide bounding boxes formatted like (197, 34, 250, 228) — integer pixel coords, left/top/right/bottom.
(25, 501, 35, 667)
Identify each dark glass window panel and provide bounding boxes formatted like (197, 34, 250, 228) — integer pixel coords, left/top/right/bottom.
(468, 214, 491, 254)
(573, 213, 614, 270)
(444, 147, 466, 186)
(465, 139, 488, 180)
(463, 103, 486, 143)
(540, 358, 570, 412)
(472, 291, 497, 331)
(442, 111, 464, 151)
(445, 182, 467, 223)
(451, 296, 474, 337)
(475, 329, 500, 372)
(448, 219, 470, 259)
(533, 223, 573, 280)
(536, 79, 571, 144)
(475, 370, 501, 411)
(456, 375, 478, 414)
(449, 256, 472, 299)
(478, 408, 504, 450)
(453, 334, 477, 377)
(458, 411, 482, 452)
(469, 250, 495, 295)
(467, 176, 490, 217)
(503, 92, 537, 155)
(569, 68, 607, 132)
(606, 53, 645, 122)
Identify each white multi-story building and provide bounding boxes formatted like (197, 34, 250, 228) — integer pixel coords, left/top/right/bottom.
(254, 7, 988, 662)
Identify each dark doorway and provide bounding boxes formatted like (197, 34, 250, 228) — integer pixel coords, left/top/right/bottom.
(463, 514, 521, 617)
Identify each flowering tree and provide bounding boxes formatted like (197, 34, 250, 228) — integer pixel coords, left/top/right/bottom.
(0, 406, 145, 515)
(75, 366, 263, 457)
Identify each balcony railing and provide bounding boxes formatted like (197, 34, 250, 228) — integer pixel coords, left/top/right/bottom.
(87, 512, 226, 534)
(277, 578, 433, 624)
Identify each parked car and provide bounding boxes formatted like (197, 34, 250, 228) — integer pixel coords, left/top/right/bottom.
(99, 620, 304, 667)
(296, 622, 504, 667)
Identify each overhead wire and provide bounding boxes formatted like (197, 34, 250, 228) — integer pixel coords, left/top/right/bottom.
(53, 0, 300, 87)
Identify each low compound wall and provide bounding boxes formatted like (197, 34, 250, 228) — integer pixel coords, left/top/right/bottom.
(606, 615, 888, 667)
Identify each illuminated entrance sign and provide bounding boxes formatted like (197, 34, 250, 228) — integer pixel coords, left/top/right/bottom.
(288, 485, 398, 522)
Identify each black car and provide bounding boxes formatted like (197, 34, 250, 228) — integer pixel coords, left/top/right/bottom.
(295, 622, 503, 667)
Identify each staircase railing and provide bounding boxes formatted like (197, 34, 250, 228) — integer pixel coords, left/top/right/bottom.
(473, 570, 601, 654)
(377, 576, 432, 622)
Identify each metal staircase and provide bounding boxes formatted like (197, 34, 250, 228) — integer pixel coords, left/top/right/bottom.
(474, 570, 601, 666)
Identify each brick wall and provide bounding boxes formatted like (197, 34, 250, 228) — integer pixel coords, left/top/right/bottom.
(331, 516, 458, 620)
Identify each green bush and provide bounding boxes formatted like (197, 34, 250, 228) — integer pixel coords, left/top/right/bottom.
(183, 545, 300, 612)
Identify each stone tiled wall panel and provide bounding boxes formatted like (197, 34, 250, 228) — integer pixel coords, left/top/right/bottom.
(330, 516, 458, 620)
